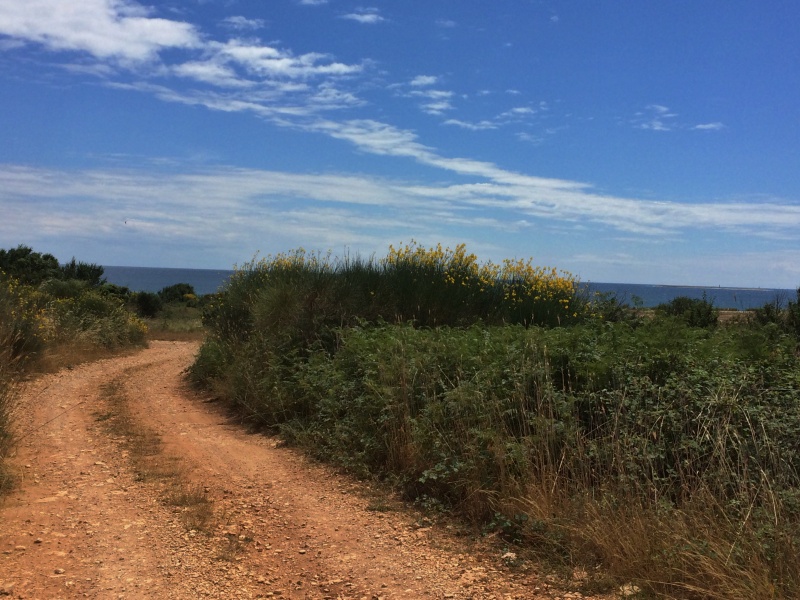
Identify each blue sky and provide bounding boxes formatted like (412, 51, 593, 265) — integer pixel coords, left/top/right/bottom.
(1, 1, 799, 287)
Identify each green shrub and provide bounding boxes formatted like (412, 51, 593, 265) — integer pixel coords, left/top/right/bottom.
(50, 291, 147, 348)
(0, 245, 61, 285)
(159, 283, 197, 305)
(39, 278, 91, 299)
(59, 257, 105, 286)
(656, 294, 719, 327)
(190, 248, 800, 598)
(135, 292, 163, 318)
(0, 246, 105, 287)
(0, 271, 50, 361)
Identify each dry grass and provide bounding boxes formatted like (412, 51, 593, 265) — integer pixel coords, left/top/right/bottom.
(513, 452, 800, 599)
(0, 337, 21, 496)
(143, 305, 206, 342)
(97, 379, 215, 532)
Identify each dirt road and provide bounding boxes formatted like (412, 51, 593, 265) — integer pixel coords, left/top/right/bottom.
(0, 341, 602, 599)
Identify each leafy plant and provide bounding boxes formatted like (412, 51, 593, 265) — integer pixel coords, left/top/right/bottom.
(190, 247, 800, 599)
(656, 294, 719, 328)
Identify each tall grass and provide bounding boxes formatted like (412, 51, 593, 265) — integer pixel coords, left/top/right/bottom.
(0, 270, 148, 493)
(0, 343, 17, 494)
(190, 245, 800, 598)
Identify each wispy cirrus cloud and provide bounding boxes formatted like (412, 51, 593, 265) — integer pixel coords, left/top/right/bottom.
(444, 103, 543, 132)
(635, 104, 678, 131)
(3, 152, 800, 270)
(301, 118, 800, 237)
(341, 8, 385, 24)
(443, 119, 498, 131)
(693, 122, 725, 131)
(410, 89, 454, 115)
(410, 75, 438, 87)
(633, 105, 725, 133)
(221, 16, 265, 31)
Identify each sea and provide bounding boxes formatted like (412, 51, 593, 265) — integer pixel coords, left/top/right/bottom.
(102, 266, 796, 310)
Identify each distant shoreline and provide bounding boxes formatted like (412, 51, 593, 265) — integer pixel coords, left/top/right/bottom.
(589, 281, 791, 293)
(102, 266, 794, 309)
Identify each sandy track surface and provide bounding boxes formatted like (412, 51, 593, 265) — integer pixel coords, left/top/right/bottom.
(0, 341, 605, 599)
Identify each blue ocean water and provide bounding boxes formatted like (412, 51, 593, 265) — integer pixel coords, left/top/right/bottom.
(103, 266, 233, 296)
(583, 282, 795, 310)
(102, 266, 795, 310)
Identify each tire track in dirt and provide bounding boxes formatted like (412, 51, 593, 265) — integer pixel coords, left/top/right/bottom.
(1, 341, 608, 599)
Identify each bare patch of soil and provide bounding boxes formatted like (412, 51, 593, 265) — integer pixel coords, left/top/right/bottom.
(1, 341, 613, 599)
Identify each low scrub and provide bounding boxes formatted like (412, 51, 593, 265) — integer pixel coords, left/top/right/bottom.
(190, 245, 800, 598)
(0, 345, 17, 494)
(0, 251, 148, 494)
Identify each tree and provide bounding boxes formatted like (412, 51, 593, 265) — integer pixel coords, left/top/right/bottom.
(0, 246, 106, 288)
(158, 283, 197, 304)
(0, 245, 60, 285)
(60, 258, 105, 286)
(135, 292, 163, 318)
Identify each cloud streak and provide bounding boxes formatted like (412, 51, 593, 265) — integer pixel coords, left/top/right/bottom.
(341, 8, 385, 24)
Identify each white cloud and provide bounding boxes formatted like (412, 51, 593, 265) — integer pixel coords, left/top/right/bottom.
(221, 16, 265, 31)
(4, 160, 799, 259)
(298, 0, 328, 5)
(173, 60, 253, 88)
(497, 106, 535, 120)
(410, 75, 438, 87)
(300, 118, 800, 238)
(420, 101, 453, 115)
(341, 8, 385, 24)
(693, 122, 725, 131)
(633, 106, 725, 133)
(444, 119, 498, 131)
(214, 40, 363, 79)
(634, 104, 678, 131)
(407, 88, 454, 114)
(410, 90, 452, 100)
(0, 0, 199, 63)
(3, 161, 800, 284)
(516, 132, 544, 143)
(436, 19, 456, 28)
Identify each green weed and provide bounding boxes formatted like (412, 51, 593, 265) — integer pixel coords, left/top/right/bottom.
(189, 245, 800, 599)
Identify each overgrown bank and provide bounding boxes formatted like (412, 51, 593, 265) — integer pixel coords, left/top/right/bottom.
(0, 246, 148, 492)
(191, 244, 800, 599)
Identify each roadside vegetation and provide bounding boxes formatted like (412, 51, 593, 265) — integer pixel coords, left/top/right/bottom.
(134, 283, 209, 341)
(0, 245, 177, 493)
(190, 243, 800, 599)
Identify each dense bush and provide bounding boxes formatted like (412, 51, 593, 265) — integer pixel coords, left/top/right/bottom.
(656, 294, 719, 327)
(59, 257, 105, 286)
(0, 245, 61, 285)
(135, 291, 163, 318)
(49, 291, 147, 348)
(0, 245, 104, 287)
(158, 283, 197, 305)
(753, 288, 800, 338)
(190, 245, 800, 598)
